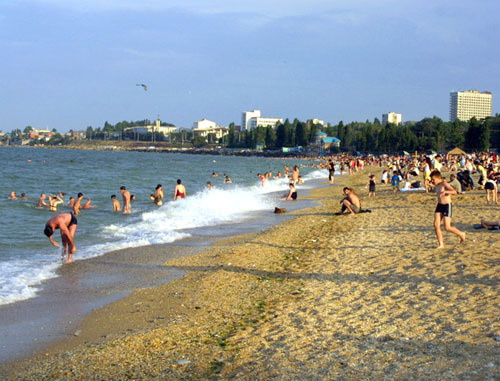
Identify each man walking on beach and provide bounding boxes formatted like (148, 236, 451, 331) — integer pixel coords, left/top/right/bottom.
(430, 170, 466, 249)
(44, 212, 77, 263)
(120, 186, 131, 213)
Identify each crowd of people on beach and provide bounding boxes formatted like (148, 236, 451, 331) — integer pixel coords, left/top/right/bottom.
(7, 150, 499, 262)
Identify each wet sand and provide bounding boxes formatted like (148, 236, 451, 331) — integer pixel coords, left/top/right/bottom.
(2, 167, 499, 380)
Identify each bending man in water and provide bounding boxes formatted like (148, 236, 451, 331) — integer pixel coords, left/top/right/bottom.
(44, 212, 77, 263)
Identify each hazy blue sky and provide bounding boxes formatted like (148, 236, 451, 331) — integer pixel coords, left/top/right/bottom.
(1, 0, 499, 132)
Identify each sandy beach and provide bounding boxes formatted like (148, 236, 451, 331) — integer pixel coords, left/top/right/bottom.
(2, 167, 499, 380)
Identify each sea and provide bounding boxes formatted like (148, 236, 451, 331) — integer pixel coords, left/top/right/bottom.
(0, 146, 329, 307)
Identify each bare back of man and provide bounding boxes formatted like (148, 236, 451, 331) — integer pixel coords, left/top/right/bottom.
(44, 212, 78, 263)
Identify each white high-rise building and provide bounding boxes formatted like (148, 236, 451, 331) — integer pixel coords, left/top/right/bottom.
(242, 110, 283, 130)
(241, 110, 261, 130)
(249, 117, 283, 129)
(449, 90, 492, 122)
(382, 112, 402, 125)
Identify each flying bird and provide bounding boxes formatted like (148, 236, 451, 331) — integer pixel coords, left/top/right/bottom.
(136, 83, 148, 91)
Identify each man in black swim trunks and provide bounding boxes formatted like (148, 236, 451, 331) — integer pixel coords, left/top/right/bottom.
(44, 212, 78, 263)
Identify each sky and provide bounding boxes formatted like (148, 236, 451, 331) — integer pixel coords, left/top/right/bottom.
(0, 0, 499, 132)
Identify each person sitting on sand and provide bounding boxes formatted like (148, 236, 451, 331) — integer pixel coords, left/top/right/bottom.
(174, 179, 186, 200)
(430, 170, 466, 249)
(49, 194, 64, 212)
(36, 193, 48, 207)
(479, 218, 500, 229)
(339, 187, 361, 215)
(282, 183, 297, 201)
(111, 194, 121, 212)
(44, 212, 77, 263)
(8, 191, 18, 199)
(448, 174, 462, 194)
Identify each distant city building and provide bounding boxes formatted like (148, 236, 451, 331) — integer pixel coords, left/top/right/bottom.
(241, 110, 261, 130)
(449, 90, 492, 122)
(241, 110, 283, 130)
(311, 118, 326, 126)
(192, 118, 217, 130)
(249, 117, 283, 129)
(192, 119, 228, 139)
(382, 112, 402, 125)
(314, 131, 327, 145)
(124, 119, 177, 135)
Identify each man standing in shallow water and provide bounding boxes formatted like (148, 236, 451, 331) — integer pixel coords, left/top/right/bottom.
(430, 170, 466, 249)
(120, 186, 131, 213)
(44, 212, 77, 263)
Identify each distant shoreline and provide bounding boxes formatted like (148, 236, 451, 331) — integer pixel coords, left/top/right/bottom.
(0, 142, 316, 158)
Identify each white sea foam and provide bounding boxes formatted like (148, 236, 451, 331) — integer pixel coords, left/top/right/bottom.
(0, 257, 59, 305)
(1, 166, 328, 306)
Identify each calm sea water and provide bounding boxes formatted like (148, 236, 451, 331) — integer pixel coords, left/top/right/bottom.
(0, 147, 328, 305)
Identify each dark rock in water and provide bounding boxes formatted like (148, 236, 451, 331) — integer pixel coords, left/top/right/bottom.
(274, 207, 286, 214)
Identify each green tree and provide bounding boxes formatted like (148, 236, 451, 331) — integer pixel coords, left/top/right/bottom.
(193, 135, 207, 148)
(227, 123, 236, 147)
(265, 126, 275, 149)
(295, 122, 308, 146)
(276, 123, 286, 148)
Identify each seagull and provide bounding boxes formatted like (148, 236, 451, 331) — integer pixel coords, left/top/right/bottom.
(136, 84, 148, 91)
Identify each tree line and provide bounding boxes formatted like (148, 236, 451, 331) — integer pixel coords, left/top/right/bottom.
(226, 115, 500, 153)
(3, 115, 499, 152)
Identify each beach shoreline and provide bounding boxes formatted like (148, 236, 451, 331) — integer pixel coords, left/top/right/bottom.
(2, 167, 499, 380)
(0, 179, 319, 367)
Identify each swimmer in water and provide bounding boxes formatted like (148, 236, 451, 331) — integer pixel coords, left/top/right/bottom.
(73, 192, 84, 215)
(8, 192, 18, 199)
(206, 181, 213, 190)
(49, 194, 64, 212)
(120, 186, 131, 213)
(174, 179, 186, 200)
(44, 212, 78, 263)
(82, 199, 96, 209)
(67, 197, 75, 208)
(153, 184, 164, 206)
(111, 194, 121, 212)
(36, 193, 48, 207)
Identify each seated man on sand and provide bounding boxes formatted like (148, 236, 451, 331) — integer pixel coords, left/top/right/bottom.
(339, 187, 361, 215)
(281, 183, 297, 201)
(479, 218, 500, 230)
